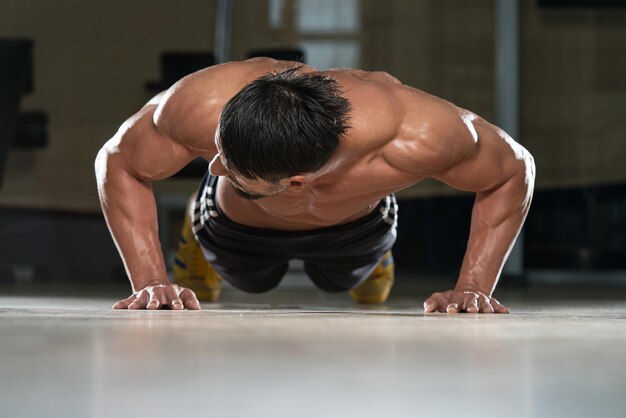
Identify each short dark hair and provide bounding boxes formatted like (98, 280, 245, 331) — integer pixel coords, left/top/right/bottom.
(218, 66, 351, 182)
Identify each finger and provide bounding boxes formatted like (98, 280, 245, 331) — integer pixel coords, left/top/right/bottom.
(423, 296, 439, 313)
(179, 288, 201, 310)
(490, 297, 510, 314)
(478, 295, 495, 314)
(447, 291, 465, 314)
(465, 296, 479, 313)
(146, 289, 161, 310)
(423, 302, 437, 313)
(164, 286, 184, 310)
(458, 291, 479, 313)
(446, 303, 459, 314)
(113, 295, 136, 310)
(423, 293, 446, 313)
(128, 290, 149, 310)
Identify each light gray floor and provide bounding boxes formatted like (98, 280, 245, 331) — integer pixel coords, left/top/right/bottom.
(1, 281, 626, 418)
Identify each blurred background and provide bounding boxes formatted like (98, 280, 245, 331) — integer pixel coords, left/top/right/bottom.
(0, 0, 625, 289)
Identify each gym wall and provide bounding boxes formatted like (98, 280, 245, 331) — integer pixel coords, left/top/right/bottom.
(0, 0, 624, 210)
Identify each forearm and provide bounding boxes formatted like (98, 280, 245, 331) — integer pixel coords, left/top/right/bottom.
(456, 170, 534, 295)
(96, 149, 168, 292)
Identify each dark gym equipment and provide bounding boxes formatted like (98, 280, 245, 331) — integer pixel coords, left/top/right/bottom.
(146, 51, 216, 93)
(0, 38, 48, 188)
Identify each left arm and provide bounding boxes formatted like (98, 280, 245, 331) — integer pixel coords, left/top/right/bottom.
(386, 95, 535, 313)
(426, 114, 535, 313)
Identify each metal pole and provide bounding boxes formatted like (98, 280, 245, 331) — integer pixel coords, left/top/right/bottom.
(496, 0, 524, 277)
(215, 0, 234, 63)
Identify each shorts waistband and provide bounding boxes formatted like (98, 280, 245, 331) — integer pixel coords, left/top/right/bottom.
(192, 173, 398, 238)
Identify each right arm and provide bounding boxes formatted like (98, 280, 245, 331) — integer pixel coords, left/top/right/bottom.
(95, 93, 214, 309)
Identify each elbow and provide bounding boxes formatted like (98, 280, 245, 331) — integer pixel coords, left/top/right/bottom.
(94, 148, 112, 210)
(519, 150, 535, 212)
(95, 137, 123, 184)
(524, 150, 536, 190)
(94, 147, 109, 186)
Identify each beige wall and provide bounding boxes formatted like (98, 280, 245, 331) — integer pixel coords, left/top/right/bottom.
(362, 0, 495, 119)
(361, 0, 495, 197)
(362, 0, 626, 197)
(0, 0, 217, 212)
(1, 0, 624, 212)
(521, 2, 626, 189)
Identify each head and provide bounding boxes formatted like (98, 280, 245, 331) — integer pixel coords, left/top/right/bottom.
(210, 66, 351, 200)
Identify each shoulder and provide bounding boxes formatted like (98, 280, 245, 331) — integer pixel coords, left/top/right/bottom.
(149, 63, 236, 150)
(332, 69, 476, 174)
(152, 59, 292, 151)
(381, 87, 480, 177)
(331, 69, 405, 152)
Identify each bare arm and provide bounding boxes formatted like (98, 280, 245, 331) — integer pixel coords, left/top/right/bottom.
(389, 93, 535, 313)
(95, 92, 214, 308)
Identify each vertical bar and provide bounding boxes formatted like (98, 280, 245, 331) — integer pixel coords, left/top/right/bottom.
(215, 0, 234, 63)
(496, 0, 524, 277)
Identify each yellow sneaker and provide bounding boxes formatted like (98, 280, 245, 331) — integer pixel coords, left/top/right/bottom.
(348, 251, 395, 304)
(172, 214, 222, 301)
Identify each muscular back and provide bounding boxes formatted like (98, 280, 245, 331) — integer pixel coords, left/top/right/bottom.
(116, 58, 529, 231)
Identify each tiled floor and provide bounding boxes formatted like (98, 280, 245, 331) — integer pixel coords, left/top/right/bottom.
(1, 281, 625, 418)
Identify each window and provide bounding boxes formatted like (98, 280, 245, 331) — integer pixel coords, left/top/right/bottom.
(269, 0, 361, 70)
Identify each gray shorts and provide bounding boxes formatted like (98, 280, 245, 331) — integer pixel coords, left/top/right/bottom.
(191, 173, 398, 293)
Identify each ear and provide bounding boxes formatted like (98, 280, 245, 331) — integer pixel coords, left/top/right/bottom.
(209, 154, 229, 176)
(280, 175, 308, 192)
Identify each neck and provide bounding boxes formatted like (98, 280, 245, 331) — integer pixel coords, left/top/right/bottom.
(308, 142, 357, 181)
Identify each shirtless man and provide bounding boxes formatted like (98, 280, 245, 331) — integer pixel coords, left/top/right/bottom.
(95, 58, 535, 313)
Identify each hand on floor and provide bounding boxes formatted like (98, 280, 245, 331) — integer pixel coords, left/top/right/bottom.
(113, 284, 201, 310)
(423, 289, 509, 314)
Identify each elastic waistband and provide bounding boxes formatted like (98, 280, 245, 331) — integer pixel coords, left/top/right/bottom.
(192, 173, 397, 238)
